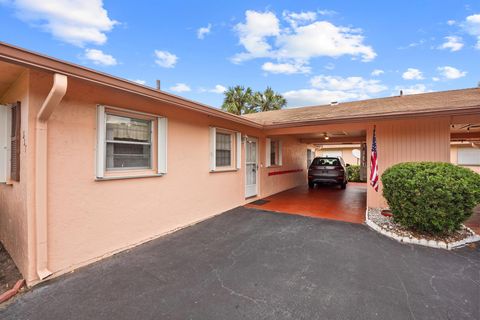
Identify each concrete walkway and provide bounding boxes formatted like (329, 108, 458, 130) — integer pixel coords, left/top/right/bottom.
(1, 207, 479, 320)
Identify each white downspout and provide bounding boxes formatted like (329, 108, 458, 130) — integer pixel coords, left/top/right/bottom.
(35, 73, 67, 279)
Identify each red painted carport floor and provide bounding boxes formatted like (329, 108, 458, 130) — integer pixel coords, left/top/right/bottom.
(246, 183, 367, 224)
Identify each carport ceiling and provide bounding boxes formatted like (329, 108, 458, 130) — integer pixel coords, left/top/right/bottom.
(297, 130, 366, 144)
(0, 61, 25, 97)
(451, 123, 480, 141)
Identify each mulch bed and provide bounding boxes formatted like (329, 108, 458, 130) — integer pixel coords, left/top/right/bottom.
(0, 242, 22, 297)
(368, 208, 476, 244)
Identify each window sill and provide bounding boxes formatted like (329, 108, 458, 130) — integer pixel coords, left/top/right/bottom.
(95, 173, 165, 181)
(210, 168, 239, 173)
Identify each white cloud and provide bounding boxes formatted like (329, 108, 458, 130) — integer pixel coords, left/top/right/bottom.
(310, 75, 387, 94)
(282, 10, 317, 28)
(210, 85, 227, 94)
(169, 83, 191, 93)
(232, 10, 376, 65)
(262, 61, 310, 74)
(318, 9, 337, 16)
(439, 36, 464, 51)
(437, 66, 467, 79)
(402, 68, 424, 80)
(283, 74, 387, 107)
(132, 79, 146, 85)
(197, 23, 211, 39)
(464, 14, 480, 49)
(277, 21, 376, 62)
(371, 69, 384, 76)
(283, 89, 361, 107)
(198, 84, 227, 94)
(8, 0, 117, 46)
(154, 50, 178, 68)
(447, 20, 456, 26)
(84, 48, 117, 66)
(232, 10, 280, 62)
(398, 39, 426, 50)
(393, 84, 430, 95)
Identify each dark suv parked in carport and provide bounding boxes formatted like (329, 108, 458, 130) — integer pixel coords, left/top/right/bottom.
(308, 156, 349, 189)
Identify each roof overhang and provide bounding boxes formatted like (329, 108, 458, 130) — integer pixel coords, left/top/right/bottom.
(0, 42, 262, 129)
(259, 105, 480, 129)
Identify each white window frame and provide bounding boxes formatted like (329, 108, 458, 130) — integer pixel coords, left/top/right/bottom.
(96, 105, 167, 179)
(209, 127, 241, 172)
(458, 147, 480, 166)
(0, 105, 12, 183)
(265, 138, 282, 167)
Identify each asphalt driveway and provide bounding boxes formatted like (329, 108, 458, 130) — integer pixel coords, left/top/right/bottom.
(1, 207, 479, 320)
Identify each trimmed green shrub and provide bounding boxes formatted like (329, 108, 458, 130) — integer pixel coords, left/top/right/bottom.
(382, 162, 480, 234)
(347, 165, 362, 182)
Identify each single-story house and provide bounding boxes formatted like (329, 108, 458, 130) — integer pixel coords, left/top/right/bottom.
(0, 42, 479, 285)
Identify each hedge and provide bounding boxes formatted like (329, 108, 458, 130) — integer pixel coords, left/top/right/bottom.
(347, 165, 365, 182)
(381, 162, 480, 234)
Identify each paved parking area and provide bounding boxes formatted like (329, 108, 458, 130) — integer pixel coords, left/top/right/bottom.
(246, 183, 366, 224)
(1, 207, 479, 320)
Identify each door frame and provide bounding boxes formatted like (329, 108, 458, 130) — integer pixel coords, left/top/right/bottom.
(245, 136, 259, 198)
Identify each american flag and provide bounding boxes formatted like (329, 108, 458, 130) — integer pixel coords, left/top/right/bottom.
(370, 126, 379, 192)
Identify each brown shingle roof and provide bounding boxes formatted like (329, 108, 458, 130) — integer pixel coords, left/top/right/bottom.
(243, 88, 480, 127)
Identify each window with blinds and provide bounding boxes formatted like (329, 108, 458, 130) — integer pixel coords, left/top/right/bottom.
(215, 132, 232, 167)
(96, 105, 168, 178)
(105, 114, 152, 169)
(209, 127, 241, 172)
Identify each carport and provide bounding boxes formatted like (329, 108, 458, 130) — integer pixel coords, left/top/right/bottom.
(243, 89, 480, 225)
(247, 125, 368, 224)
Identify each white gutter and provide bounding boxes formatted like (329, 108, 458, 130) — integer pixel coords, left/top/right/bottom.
(35, 73, 67, 279)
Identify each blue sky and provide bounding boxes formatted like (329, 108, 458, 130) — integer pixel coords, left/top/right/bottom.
(0, 1, 479, 108)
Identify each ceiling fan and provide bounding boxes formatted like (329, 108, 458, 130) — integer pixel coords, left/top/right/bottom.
(452, 124, 480, 131)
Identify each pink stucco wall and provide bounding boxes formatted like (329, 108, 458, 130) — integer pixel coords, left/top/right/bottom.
(18, 72, 309, 279)
(0, 70, 31, 280)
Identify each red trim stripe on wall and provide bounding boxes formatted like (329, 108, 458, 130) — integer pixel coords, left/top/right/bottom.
(268, 169, 303, 176)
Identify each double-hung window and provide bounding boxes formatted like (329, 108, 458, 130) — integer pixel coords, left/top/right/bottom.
(96, 105, 167, 179)
(265, 138, 282, 167)
(106, 114, 152, 170)
(216, 132, 232, 167)
(209, 127, 241, 171)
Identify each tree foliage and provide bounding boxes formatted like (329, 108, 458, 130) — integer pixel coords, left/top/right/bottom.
(221, 86, 286, 115)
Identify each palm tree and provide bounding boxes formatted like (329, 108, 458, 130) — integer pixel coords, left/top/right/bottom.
(252, 87, 287, 112)
(221, 86, 254, 115)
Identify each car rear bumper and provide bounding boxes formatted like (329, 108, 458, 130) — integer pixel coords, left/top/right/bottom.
(308, 176, 345, 184)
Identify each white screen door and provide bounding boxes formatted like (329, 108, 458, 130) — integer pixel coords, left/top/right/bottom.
(245, 137, 258, 198)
